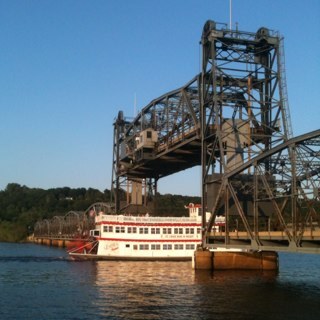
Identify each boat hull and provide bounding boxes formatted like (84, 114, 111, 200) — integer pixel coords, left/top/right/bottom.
(69, 252, 191, 261)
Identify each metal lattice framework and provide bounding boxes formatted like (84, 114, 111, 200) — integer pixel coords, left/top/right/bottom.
(110, 20, 320, 252)
(206, 130, 320, 253)
(34, 212, 84, 238)
(200, 22, 290, 235)
(33, 202, 113, 238)
(112, 21, 292, 213)
(112, 75, 202, 212)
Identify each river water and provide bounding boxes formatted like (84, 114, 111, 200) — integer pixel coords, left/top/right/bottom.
(0, 243, 319, 320)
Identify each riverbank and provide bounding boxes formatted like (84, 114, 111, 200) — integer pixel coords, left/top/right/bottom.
(0, 221, 28, 242)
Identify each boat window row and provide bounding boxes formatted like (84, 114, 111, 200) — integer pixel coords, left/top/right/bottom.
(103, 225, 200, 235)
(130, 244, 196, 250)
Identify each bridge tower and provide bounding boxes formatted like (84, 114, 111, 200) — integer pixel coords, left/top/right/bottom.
(111, 110, 158, 213)
(200, 21, 293, 246)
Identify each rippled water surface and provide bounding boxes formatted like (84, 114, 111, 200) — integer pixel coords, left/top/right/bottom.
(0, 243, 319, 320)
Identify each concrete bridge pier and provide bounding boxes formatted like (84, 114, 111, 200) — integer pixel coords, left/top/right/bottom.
(42, 238, 52, 246)
(33, 237, 67, 248)
(193, 249, 278, 271)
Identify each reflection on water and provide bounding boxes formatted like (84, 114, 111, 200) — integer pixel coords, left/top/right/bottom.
(0, 243, 319, 320)
(91, 258, 320, 320)
(92, 261, 197, 319)
(91, 261, 278, 320)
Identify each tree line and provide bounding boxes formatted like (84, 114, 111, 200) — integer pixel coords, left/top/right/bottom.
(0, 183, 200, 242)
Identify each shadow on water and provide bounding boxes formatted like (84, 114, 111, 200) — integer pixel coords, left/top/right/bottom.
(0, 256, 69, 262)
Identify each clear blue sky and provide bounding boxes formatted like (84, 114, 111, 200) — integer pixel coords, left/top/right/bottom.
(1, 0, 319, 195)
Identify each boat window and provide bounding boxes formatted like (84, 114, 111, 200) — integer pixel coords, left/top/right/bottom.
(139, 227, 149, 234)
(90, 230, 100, 237)
(126, 244, 130, 248)
(151, 228, 160, 234)
(197, 228, 201, 234)
(163, 244, 172, 250)
(163, 228, 172, 234)
(116, 226, 125, 233)
(186, 228, 195, 234)
(186, 244, 195, 250)
(139, 244, 149, 250)
(174, 244, 184, 250)
(174, 228, 183, 234)
(151, 244, 161, 250)
(133, 245, 138, 250)
(93, 230, 100, 237)
(103, 226, 113, 233)
(128, 227, 137, 233)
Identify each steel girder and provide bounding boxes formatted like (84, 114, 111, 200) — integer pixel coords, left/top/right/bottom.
(115, 74, 202, 178)
(200, 21, 290, 244)
(205, 130, 320, 253)
(33, 203, 108, 238)
(111, 75, 202, 212)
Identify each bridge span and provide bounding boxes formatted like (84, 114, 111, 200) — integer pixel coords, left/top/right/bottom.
(208, 230, 320, 254)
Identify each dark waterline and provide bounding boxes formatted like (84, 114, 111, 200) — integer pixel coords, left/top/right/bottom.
(0, 242, 319, 320)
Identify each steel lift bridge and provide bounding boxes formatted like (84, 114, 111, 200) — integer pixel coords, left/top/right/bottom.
(112, 21, 320, 254)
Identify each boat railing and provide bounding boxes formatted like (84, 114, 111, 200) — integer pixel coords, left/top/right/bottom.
(96, 214, 200, 224)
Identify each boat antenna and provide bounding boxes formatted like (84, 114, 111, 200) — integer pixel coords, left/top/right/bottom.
(229, 0, 232, 30)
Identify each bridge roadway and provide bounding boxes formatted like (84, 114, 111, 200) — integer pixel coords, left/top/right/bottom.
(207, 230, 320, 254)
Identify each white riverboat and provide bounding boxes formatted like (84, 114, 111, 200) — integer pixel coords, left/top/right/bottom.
(68, 204, 225, 260)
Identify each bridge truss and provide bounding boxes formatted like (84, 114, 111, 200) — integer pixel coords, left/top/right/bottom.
(206, 130, 320, 253)
(111, 21, 320, 253)
(111, 74, 202, 212)
(34, 203, 112, 239)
